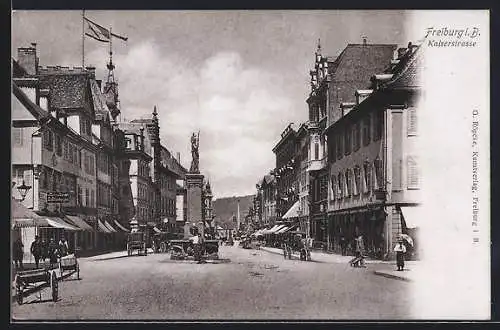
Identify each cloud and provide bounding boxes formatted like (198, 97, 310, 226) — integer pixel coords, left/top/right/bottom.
(87, 40, 297, 197)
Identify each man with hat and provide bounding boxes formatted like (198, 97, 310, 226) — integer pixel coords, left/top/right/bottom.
(30, 235, 42, 269)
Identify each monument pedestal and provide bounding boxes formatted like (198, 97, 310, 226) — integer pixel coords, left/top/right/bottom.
(184, 173, 204, 239)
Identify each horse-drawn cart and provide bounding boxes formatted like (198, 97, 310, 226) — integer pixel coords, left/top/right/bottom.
(59, 254, 80, 280)
(127, 231, 148, 256)
(14, 268, 58, 305)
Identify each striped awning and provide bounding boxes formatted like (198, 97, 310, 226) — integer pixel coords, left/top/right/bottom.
(97, 220, 112, 233)
(64, 215, 94, 231)
(12, 218, 48, 229)
(44, 217, 80, 230)
(104, 220, 117, 233)
(268, 224, 286, 234)
(113, 220, 130, 233)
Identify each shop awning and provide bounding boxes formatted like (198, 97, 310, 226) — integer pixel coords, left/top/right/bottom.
(45, 217, 81, 231)
(275, 226, 288, 234)
(282, 201, 300, 219)
(153, 226, 162, 234)
(113, 220, 130, 233)
(400, 206, 421, 229)
(12, 218, 48, 229)
(261, 225, 277, 235)
(104, 220, 117, 233)
(64, 215, 94, 231)
(268, 224, 286, 234)
(97, 220, 112, 233)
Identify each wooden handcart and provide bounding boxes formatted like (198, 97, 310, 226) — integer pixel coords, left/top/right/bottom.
(59, 254, 80, 280)
(14, 268, 58, 305)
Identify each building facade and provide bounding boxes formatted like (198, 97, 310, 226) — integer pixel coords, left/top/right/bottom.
(325, 42, 422, 259)
(272, 123, 298, 219)
(307, 40, 397, 247)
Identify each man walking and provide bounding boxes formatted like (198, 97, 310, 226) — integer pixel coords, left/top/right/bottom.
(340, 235, 347, 256)
(354, 234, 366, 267)
(30, 236, 42, 269)
(13, 237, 24, 270)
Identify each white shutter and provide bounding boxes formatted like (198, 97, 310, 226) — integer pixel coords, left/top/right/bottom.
(407, 108, 417, 136)
(407, 156, 419, 189)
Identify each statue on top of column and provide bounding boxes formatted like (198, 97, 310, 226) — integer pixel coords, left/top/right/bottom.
(190, 131, 200, 173)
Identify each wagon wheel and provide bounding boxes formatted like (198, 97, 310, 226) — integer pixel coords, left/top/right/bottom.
(160, 242, 167, 253)
(15, 278, 23, 305)
(50, 271, 58, 302)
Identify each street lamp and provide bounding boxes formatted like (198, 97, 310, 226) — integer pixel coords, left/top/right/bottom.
(16, 180, 32, 202)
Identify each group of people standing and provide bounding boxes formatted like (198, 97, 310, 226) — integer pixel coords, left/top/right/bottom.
(12, 235, 70, 270)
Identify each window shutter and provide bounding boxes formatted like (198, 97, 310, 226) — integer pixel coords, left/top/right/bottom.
(407, 108, 417, 136)
(407, 156, 419, 189)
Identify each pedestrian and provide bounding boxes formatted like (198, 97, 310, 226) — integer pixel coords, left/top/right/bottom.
(30, 235, 42, 269)
(190, 233, 201, 262)
(354, 234, 366, 267)
(13, 237, 24, 270)
(340, 235, 347, 256)
(41, 239, 48, 262)
(58, 236, 69, 257)
(48, 238, 59, 267)
(394, 239, 407, 271)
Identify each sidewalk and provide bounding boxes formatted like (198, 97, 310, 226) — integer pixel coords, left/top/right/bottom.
(259, 246, 419, 282)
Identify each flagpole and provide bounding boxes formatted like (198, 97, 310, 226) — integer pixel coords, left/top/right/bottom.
(82, 9, 85, 68)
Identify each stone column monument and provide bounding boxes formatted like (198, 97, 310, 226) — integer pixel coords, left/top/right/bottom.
(183, 131, 204, 239)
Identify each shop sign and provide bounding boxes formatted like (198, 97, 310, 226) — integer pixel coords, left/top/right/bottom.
(46, 192, 70, 203)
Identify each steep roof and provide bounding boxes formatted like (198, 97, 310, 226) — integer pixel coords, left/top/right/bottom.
(89, 79, 111, 122)
(332, 44, 397, 81)
(383, 45, 423, 90)
(38, 72, 90, 110)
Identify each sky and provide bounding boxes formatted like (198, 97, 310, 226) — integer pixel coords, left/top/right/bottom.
(12, 10, 410, 198)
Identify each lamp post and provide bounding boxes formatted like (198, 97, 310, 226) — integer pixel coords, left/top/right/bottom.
(16, 180, 32, 202)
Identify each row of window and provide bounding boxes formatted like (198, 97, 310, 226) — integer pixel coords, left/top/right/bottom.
(330, 160, 383, 200)
(329, 108, 417, 162)
(76, 186, 95, 208)
(160, 196, 176, 217)
(136, 206, 154, 222)
(330, 156, 419, 200)
(97, 183, 112, 208)
(97, 153, 110, 175)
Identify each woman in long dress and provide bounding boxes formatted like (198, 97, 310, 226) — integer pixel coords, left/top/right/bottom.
(394, 239, 407, 271)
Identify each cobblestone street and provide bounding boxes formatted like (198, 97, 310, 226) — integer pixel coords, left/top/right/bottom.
(12, 245, 414, 320)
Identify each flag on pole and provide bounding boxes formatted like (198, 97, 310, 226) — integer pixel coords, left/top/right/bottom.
(84, 17, 128, 43)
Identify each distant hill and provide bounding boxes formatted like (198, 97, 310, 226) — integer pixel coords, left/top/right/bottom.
(213, 195, 254, 230)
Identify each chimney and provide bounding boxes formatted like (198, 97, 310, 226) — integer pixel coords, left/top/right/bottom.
(17, 44, 38, 75)
(177, 152, 181, 163)
(85, 66, 96, 79)
(362, 36, 367, 46)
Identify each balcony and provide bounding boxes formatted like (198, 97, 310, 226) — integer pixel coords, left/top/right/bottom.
(307, 158, 327, 172)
